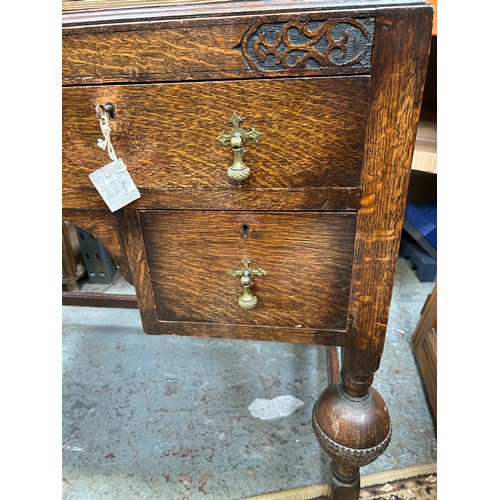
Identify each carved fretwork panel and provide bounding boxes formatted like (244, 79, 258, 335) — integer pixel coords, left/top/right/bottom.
(240, 18, 375, 73)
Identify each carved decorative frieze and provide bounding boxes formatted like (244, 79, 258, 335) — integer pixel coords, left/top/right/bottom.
(312, 413, 392, 467)
(240, 18, 375, 73)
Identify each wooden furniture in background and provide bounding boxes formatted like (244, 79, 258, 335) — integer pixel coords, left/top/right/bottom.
(429, 0, 437, 36)
(412, 120, 437, 174)
(62, 221, 85, 292)
(412, 285, 437, 419)
(411, 4, 436, 419)
(413, 0, 436, 175)
(62, 1, 433, 498)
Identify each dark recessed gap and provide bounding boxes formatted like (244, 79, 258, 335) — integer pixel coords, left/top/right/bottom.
(240, 223, 250, 238)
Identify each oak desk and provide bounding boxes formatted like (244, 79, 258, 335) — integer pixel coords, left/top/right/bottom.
(62, 1, 432, 497)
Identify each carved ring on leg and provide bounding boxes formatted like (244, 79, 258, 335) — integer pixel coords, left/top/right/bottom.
(312, 381, 391, 499)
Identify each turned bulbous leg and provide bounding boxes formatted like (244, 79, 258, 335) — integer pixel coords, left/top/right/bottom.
(312, 368, 391, 500)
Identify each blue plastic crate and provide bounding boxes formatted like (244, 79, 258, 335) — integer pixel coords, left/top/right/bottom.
(399, 234, 436, 282)
(404, 202, 437, 249)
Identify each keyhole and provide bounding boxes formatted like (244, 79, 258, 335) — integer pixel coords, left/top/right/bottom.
(240, 223, 250, 238)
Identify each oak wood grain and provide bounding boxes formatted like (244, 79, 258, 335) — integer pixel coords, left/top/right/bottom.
(63, 77, 369, 211)
(311, 7, 432, 498)
(63, 185, 361, 211)
(140, 210, 356, 330)
(343, 5, 433, 376)
(115, 210, 348, 345)
(142, 321, 347, 345)
(116, 209, 158, 326)
(62, 9, 378, 83)
(61, 2, 434, 495)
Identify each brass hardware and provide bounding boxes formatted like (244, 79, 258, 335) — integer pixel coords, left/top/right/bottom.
(230, 256, 266, 310)
(217, 113, 261, 184)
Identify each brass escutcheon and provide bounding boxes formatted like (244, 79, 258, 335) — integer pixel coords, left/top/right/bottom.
(230, 256, 266, 310)
(217, 113, 261, 184)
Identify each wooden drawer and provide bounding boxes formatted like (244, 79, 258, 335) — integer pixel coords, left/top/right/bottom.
(119, 209, 356, 345)
(62, 76, 369, 211)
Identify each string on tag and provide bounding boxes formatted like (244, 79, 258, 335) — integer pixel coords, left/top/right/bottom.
(90, 103, 140, 211)
(96, 104, 118, 162)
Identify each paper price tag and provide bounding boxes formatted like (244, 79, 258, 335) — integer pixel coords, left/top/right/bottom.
(89, 158, 141, 212)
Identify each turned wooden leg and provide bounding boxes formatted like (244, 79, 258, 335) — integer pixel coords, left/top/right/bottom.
(313, 348, 391, 499)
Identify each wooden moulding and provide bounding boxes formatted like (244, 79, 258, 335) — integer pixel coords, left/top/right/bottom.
(62, 186, 362, 212)
(62, 291, 138, 308)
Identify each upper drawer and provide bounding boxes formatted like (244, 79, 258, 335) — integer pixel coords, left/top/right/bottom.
(63, 76, 369, 210)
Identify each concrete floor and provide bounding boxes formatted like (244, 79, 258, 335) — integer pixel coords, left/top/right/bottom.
(62, 257, 436, 499)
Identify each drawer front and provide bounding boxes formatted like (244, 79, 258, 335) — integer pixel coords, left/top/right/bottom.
(138, 210, 356, 332)
(63, 76, 369, 210)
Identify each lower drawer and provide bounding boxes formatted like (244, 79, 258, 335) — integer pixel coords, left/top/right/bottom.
(131, 210, 356, 344)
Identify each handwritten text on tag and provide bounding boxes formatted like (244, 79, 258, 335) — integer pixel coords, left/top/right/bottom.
(89, 159, 141, 212)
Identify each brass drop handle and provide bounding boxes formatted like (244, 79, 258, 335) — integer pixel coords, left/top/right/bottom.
(217, 113, 261, 184)
(230, 256, 267, 310)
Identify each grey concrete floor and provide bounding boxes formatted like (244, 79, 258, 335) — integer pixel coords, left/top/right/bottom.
(62, 257, 436, 499)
